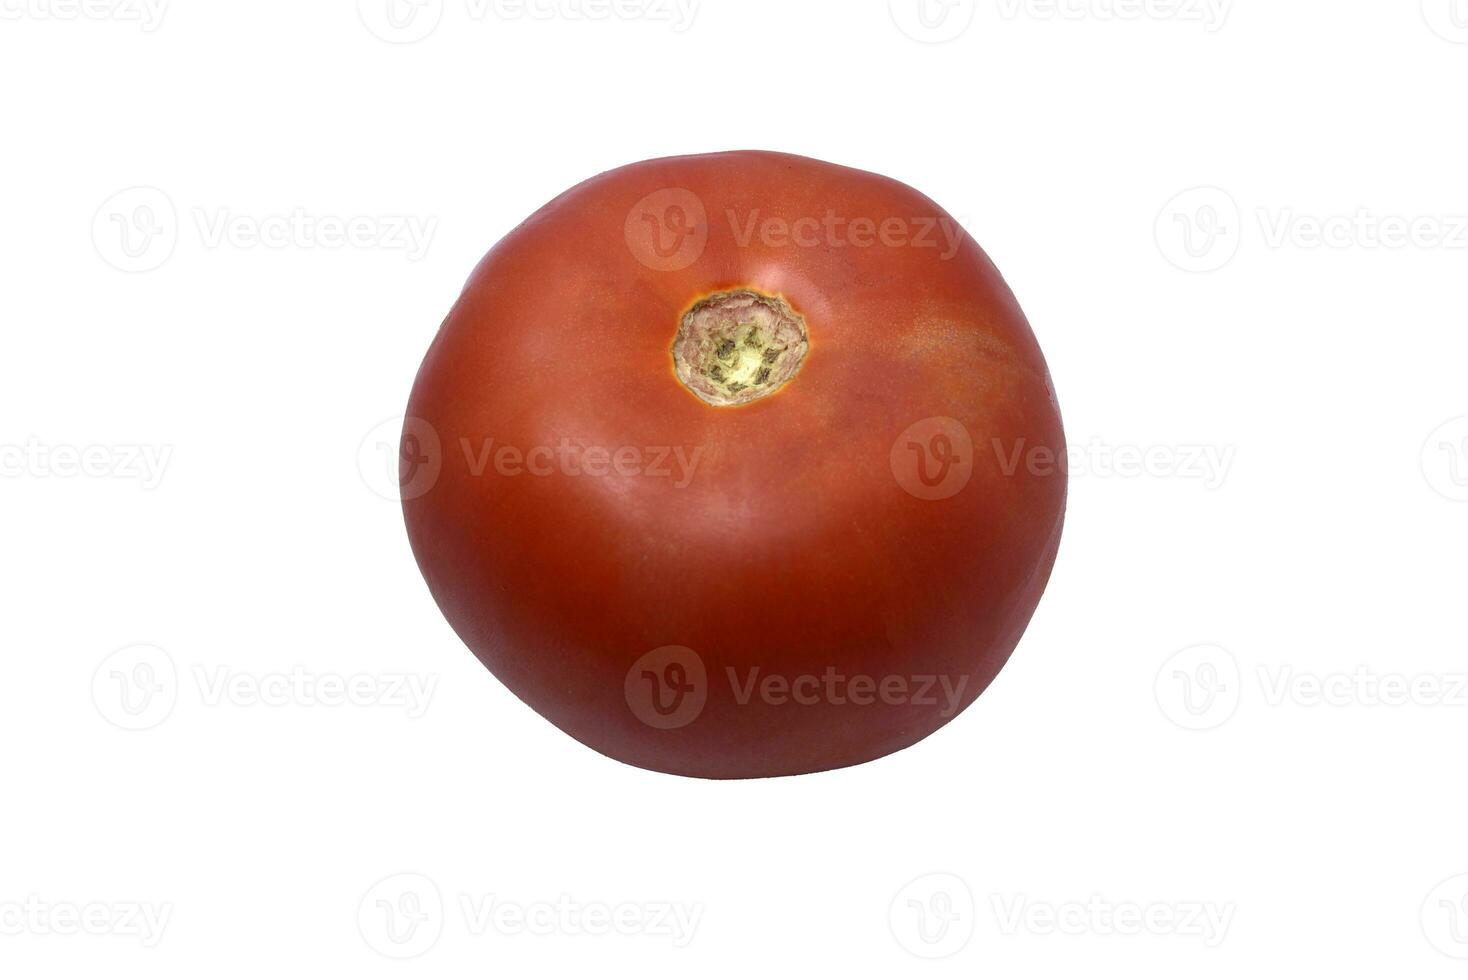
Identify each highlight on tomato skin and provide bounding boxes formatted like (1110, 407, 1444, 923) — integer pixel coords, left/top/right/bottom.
(401, 150, 1066, 779)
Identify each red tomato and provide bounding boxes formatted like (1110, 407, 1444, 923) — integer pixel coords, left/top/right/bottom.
(402, 151, 1065, 779)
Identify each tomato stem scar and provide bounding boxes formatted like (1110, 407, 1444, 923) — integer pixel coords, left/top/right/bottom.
(671, 289, 809, 407)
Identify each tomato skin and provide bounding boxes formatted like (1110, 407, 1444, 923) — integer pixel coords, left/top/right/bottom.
(403, 150, 1065, 779)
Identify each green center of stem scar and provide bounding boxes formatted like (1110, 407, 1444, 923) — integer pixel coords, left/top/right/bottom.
(671, 289, 810, 407)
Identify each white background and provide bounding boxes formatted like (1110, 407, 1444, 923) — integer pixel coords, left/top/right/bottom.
(3, 0, 1467, 976)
